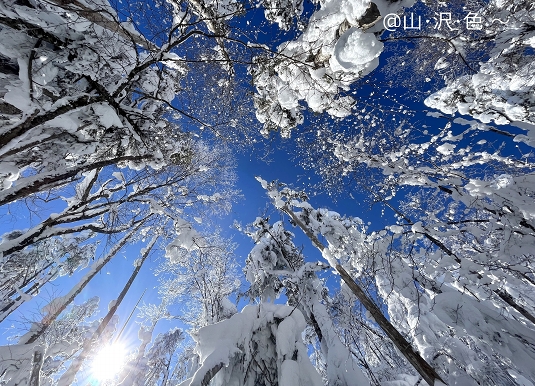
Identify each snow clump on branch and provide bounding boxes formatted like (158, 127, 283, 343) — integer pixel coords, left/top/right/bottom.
(252, 0, 416, 137)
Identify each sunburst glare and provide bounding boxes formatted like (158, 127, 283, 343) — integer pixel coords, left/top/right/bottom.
(91, 343, 126, 381)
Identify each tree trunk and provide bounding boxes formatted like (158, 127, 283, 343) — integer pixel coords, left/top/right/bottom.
(29, 349, 43, 386)
(283, 207, 446, 386)
(335, 264, 444, 386)
(21, 220, 147, 345)
(56, 236, 157, 386)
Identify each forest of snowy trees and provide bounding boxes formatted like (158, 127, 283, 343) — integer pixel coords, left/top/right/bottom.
(0, 0, 534, 384)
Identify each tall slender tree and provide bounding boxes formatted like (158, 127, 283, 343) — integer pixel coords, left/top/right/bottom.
(259, 178, 535, 385)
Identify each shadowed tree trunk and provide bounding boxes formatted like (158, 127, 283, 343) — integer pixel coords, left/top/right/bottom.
(29, 349, 43, 386)
(282, 206, 446, 386)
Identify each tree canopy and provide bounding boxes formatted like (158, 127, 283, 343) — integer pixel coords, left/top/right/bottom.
(0, 0, 534, 385)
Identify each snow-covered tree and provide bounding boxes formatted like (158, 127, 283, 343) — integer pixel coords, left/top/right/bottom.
(1, 0, 241, 331)
(0, 233, 96, 323)
(0, 296, 100, 386)
(244, 217, 373, 386)
(1, 0, 534, 385)
(0, 0, 248, 383)
(330, 118, 535, 327)
(114, 230, 241, 386)
(0, 137, 236, 322)
(174, 209, 401, 386)
(117, 295, 182, 386)
(424, 1, 535, 143)
(260, 178, 535, 385)
(251, 0, 418, 137)
(185, 302, 324, 386)
(156, 231, 240, 329)
(0, 0, 254, 204)
(141, 328, 186, 385)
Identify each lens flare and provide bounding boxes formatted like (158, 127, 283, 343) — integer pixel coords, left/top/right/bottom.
(91, 343, 126, 381)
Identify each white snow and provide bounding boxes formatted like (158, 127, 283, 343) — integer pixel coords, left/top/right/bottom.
(436, 143, 455, 155)
(330, 28, 383, 72)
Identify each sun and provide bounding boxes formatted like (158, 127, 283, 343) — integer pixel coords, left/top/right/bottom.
(91, 343, 127, 381)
